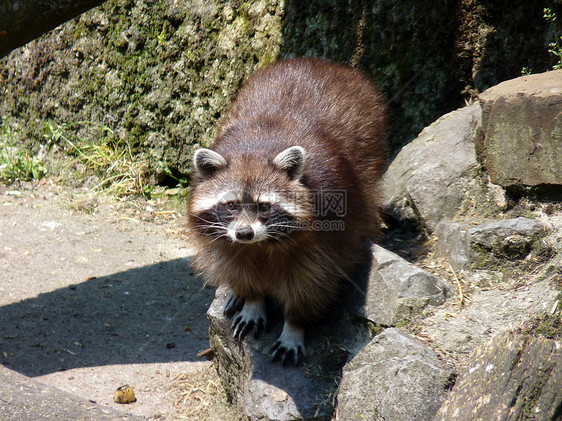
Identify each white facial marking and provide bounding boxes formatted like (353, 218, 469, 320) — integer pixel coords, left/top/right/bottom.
(191, 190, 239, 213)
(219, 191, 238, 203)
(251, 221, 267, 242)
(226, 220, 238, 242)
(226, 220, 266, 244)
(190, 194, 221, 213)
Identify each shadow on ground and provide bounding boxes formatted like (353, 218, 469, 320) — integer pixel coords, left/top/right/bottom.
(0, 257, 215, 377)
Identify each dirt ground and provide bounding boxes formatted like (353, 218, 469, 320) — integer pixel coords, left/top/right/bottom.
(0, 180, 237, 420)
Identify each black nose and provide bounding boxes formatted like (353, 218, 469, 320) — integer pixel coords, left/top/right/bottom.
(235, 226, 254, 241)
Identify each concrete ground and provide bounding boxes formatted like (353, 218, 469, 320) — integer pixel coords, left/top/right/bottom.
(0, 181, 235, 420)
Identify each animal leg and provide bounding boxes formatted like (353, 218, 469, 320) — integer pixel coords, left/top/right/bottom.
(224, 290, 245, 318)
(271, 320, 305, 366)
(230, 297, 268, 340)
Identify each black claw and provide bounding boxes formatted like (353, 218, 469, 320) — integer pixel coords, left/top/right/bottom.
(232, 316, 247, 340)
(232, 317, 266, 341)
(270, 340, 282, 361)
(270, 342, 304, 367)
(224, 293, 244, 318)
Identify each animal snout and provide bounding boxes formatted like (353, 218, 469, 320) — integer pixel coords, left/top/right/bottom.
(235, 226, 255, 241)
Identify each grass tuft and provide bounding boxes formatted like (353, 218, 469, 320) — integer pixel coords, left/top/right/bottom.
(44, 121, 151, 197)
(0, 118, 47, 182)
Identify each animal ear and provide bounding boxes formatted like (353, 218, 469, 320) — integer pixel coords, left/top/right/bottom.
(193, 148, 227, 180)
(273, 146, 306, 181)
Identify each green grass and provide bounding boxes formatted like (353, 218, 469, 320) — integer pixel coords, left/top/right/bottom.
(0, 118, 46, 182)
(2, 118, 184, 199)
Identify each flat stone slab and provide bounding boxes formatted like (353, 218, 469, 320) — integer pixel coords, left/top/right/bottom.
(435, 329, 562, 420)
(478, 69, 562, 190)
(0, 365, 145, 421)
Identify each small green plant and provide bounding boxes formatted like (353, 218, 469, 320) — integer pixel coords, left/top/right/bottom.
(158, 160, 189, 187)
(395, 319, 411, 328)
(545, 8, 562, 70)
(0, 118, 46, 182)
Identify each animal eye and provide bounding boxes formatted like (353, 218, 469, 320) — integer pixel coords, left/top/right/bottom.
(225, 202, 237, 211)
(259, 203, 270, 212)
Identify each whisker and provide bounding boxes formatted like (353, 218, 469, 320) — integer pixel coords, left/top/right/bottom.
(210, 232, 231, 243)
(265, 231, 296, 249)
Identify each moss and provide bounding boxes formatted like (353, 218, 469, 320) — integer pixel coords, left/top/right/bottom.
(395, 319, 411, 328)
(468, 228, 553, 276)
(469, 244, 499, 271)
(520, 313, 562, 340)
(521, 384, 543, 419)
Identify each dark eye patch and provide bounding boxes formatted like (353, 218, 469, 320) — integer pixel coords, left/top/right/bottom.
(214, 204, 237, 222)
(193, 204, 234, 236)
(264, 205, 298, 233)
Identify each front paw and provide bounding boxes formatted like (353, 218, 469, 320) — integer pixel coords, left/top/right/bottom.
(224, 291, 245, 318)
(230, 299, 267, 340)
(270, 321, 305, 366)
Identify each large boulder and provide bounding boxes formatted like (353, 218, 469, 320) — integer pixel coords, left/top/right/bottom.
(382, 103, 485, 231)
(434, 327, 562, 420)
(349, 245, 454, 325)
(337, 328, 454, 421)
(478, 70, 562, 193)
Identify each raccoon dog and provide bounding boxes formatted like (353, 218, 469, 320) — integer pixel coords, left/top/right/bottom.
(188, 58, 386, 365)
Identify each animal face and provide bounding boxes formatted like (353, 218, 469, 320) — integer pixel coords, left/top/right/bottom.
(188, 147, 313, 246)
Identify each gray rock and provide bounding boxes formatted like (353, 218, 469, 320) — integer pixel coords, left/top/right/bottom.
(436, 217, 547, 271)
(350, 245, 454, 325)
(416, 275, 560, 361)
(207, 287, 368, 421)
(337, 328, 454, 421)
(434, 329, 562, 421)
(382, 103, 482, 231)
(478, 69, 562, 190)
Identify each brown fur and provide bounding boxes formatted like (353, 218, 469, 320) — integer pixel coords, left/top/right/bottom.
(187, 57, 387, 328)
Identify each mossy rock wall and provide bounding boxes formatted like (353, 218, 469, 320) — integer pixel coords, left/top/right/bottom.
(0, 0, 560, 178)
(0, 0, 285, 179)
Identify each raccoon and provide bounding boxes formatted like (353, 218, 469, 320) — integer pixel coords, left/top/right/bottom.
(187, 58, 387, 365)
